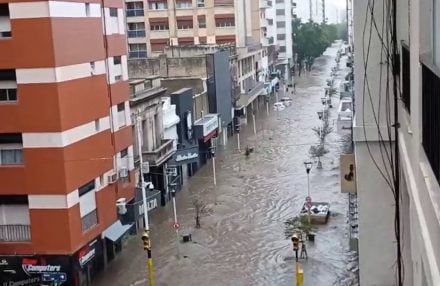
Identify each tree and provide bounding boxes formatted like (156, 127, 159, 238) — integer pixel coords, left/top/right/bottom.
(192, 197, 207, 228)
(284, 215, 317, 239)
(309, 144, 329, 169)
(312, 118, 334, 144)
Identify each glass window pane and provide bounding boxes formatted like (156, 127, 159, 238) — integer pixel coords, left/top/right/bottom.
(8, 89, 17, 101)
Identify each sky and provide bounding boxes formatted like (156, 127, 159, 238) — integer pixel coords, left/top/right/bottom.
(295, 0, 347, 24)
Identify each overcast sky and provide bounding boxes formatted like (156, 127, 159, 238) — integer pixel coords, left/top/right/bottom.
(296, 0, 347, 24)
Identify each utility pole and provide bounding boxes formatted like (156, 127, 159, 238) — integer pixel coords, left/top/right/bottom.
(322, 0, 325, 24)
(136, 117, 155, 286)
(309, 0, 312, 21)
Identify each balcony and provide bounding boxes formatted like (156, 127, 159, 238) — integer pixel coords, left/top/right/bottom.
(0, 224, 31, 242)
(422, 59, 440, 183)
(126, 9, 144, 17)
(129, 51, 147, 58)
(128, 30, 146, 38)
(401, 42, 410, 113)
(142, 139, 175, 166)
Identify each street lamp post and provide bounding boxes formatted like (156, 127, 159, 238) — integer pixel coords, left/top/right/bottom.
(136, 117, 155, 286)
(170, 184, 180, 258)
(304, 161, 313, 224)
(210, 145, 216, 186)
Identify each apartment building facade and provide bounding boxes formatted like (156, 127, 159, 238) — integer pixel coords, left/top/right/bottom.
(126, 0, 242, 58)
(0, 1, 134, 285)
(353, 0, 440, 284)
(274, 0, 294, 80)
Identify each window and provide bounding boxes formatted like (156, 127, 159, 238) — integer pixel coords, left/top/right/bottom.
(126, 2, 144, 16)
(150, 23, 169, 31)
(113, 56, 122, 65)
(198, 16, 206, 28)
(0, 88, 16, 102)
(79, 180, 97, 232)
(117, 103, 126, 128)
(121, 148, 128, 158)
(276, 9, 284, 15)
(149, 2, 167, 10)
(275, 0, 284, 2)
(215, 18, 235, 27)
(129, 43, 147, 58)
(0, 196, 30, 242)
(128, 22, 146, 37)
(197, 0, 205, 7)
(85, 3, 90, 16)
(109, 7, 118, 17)
(90, 61, 96, 75)
(0, 134, 23, 165)
(176, 1, 192, 9)
(276, 21, 285, 28)
(94, 119, 100, 131)
(177, 20, 193, 30)
(277, 34, 286, 40)
(115, 75, 122, 81)
(0, 4, 11, 38)
(279, 46, 286, 53)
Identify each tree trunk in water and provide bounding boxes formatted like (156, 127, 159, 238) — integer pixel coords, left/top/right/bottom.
(195, 215, 201, 228)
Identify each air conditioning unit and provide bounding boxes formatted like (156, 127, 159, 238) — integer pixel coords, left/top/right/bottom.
(116, 198, 127, 215)
(107, 172, 118, 184)
(119, 167, 129, 178)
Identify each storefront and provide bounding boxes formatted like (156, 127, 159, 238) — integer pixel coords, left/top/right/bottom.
(102, 221, 133, 264)
(75, 237, 104, 286)
(0, 255, 73, 286)
(130, 187, 161, 233)
(193, 114, 219, 166)
(167, 146, 200, 193)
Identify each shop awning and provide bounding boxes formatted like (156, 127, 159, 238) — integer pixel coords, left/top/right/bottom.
(103, 221, 132, 242)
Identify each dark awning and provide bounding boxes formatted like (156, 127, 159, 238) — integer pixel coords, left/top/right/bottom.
(103, 221, 132, 242)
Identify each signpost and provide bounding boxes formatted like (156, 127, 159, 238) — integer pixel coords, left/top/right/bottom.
(172, 223, 180, 230)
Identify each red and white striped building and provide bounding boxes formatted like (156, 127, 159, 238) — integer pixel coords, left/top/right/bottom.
(0, 1, 135, 285)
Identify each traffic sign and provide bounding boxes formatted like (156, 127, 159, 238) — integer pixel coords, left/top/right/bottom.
(305, 196, 312, 203)
(172, 222, 180, 230)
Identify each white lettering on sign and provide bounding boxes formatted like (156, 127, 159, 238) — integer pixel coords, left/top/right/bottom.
(3, 277, 40, 286)
(79, 248, 95, 267)
(175, 152, 198, 162)
(22, 264, 61, 275)
(139, 198, 158, 215)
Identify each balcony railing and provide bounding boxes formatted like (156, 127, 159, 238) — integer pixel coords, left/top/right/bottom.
(0, 224, 31, 242)
(129, 51, 147, 59)
(142, 139, 175, 166)
(422, 60, 440, 183)
(401, 43, 410, 113)
(126, 9, 144, 17)
(81, 210, 98, 233)
(128, 30, 146, 38)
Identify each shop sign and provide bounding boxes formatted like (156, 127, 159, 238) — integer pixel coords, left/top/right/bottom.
(77, 239, 98, 268)
(22, 258, 61, 276)
(175, 152, 198, 162)
(138, 191, 160, 215)
(0, 256, 71, 286)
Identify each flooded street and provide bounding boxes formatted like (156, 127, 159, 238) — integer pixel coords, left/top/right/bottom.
(93, 43, 357, 286)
